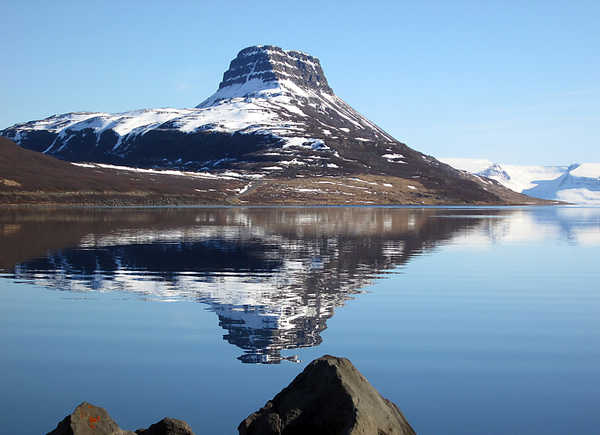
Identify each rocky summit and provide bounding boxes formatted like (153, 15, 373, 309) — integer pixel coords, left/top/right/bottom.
(0, 45, 553, 204)
(198, 45, 335, 105)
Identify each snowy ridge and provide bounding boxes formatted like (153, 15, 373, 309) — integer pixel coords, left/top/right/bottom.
(440, 158, 600, 204)
(9, 104, 287, 154)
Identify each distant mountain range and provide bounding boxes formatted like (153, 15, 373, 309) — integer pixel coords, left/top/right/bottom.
(1, 45, 552, 205)
(440, 158, 600, 204)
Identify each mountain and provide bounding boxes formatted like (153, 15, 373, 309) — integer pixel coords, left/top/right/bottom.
(1, 45, 553, 205)
(1, 45, 404, 173)
(440, 158, 600, 204)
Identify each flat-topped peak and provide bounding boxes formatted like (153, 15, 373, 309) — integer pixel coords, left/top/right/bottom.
(236, 45, 319, 61)
(198, 45, 333, 107)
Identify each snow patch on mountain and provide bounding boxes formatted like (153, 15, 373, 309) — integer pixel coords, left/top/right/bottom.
(71, 162, 265, 180)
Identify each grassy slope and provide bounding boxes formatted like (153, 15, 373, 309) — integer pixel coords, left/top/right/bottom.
(0, 137, 242, 204)
(0, 137, 554, 206)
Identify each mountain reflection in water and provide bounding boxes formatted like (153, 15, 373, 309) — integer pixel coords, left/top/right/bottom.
(1, 207, 598, 363)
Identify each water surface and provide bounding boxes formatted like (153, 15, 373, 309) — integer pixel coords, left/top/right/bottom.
(0, 206, 598, 434)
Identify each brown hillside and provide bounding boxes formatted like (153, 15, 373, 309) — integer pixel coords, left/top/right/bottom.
(0, 136, 243, 204)
(0, 137, 555, 206)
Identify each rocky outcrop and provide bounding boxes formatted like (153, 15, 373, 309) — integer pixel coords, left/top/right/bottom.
(47, 402, 135, 435)
(46, 402, 194, 435)
(238, 355, 416, 435)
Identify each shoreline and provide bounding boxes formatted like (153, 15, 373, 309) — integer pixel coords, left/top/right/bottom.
(0, 195, 564, 208)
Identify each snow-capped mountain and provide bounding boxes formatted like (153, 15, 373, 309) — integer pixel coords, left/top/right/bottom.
(440, 158, 600, 204)
(0, 45, 399, 174)
(0, 45, 547, 205)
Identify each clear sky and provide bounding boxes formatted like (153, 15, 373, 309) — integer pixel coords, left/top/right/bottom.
(1, 0, 598, 165)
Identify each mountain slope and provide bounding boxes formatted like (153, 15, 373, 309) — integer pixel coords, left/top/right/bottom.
(441, 158, 600, 204)
(1, 45, 553, 205)
(0, 136, 244, 204)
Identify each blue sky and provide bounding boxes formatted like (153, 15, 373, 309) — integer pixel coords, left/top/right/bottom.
(1, 0, 598, 164)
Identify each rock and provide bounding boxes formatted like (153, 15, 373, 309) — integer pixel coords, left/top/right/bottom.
(135, 417, 195, 435)
(47, 402, 194, 435)
(238, 355, 416, 435)
(204, 45, 334, 101)
(46, 402, 135, 435)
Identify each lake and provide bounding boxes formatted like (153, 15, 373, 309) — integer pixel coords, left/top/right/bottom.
(0, 206, 599, 434)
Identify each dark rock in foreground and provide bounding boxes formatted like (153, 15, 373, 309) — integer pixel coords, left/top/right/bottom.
(135, 418, 195, 435)
(238, 355, 416, 435)
(47, 356, 413, 435)
(46, 402, 194, 435)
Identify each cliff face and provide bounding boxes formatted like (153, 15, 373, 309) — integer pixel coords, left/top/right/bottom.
(206, 45, 334, 99)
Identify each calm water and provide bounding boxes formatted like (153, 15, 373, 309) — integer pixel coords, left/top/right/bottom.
(0, 206, 599, 434)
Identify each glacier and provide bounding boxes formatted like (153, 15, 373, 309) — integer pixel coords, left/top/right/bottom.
(440, 158, 600, 205)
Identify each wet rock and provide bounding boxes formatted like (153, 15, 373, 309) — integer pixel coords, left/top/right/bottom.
(135, 417, 195, 435)
(46, 402, 135, 435)
(238, 355, 416, 435)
